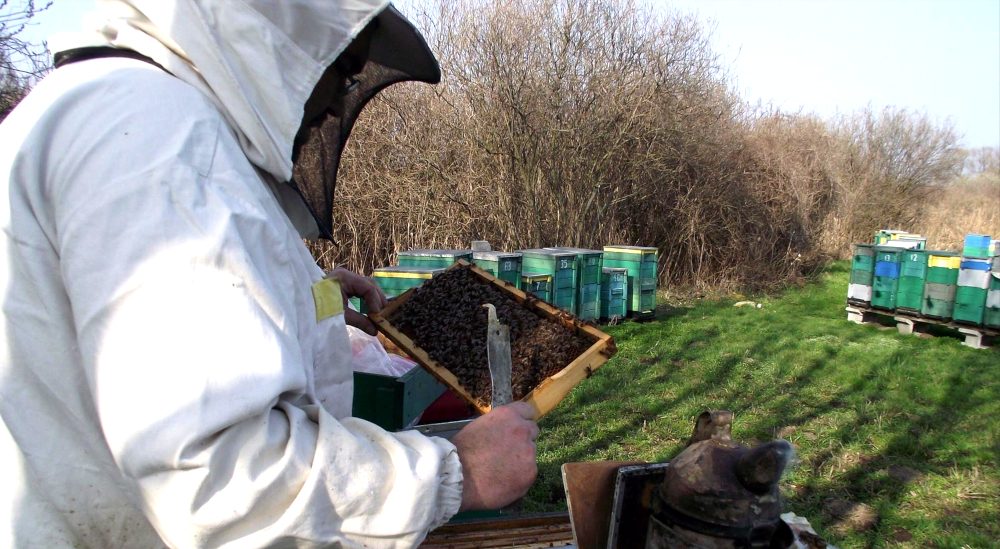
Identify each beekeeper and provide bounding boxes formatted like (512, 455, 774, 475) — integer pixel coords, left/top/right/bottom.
(0, 1, 539, 547)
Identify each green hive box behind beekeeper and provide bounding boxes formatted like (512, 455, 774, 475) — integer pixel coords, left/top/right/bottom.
(372, 266, 445, 295)
(521, 271, 553, 303)
(516, 248, 578, 313)
(546, 247, 603, 321)
(600, 267, 628, 321)
(352, 367, 446, 432)
(848, 244, 875, 305)
(472, 251, 522, 289)
(602, 245, 657, 318)
(397, 249, 472, 269)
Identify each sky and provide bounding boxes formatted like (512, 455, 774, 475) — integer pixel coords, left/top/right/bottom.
(16, 0, 1000, 148)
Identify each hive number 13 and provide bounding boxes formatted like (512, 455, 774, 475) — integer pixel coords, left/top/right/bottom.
(883, 254, 892, 262)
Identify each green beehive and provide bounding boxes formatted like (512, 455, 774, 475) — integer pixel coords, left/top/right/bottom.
(353, 367, 446, 431)
(350, 294, 399, 314)
(372, 266, 444, 295)
(921, 252, 960, 319)
(870, 247, 904, 310)
(952, 257, 993, 325)
(922, 282, 957, 319)
(472, 251, 522, 289)
(601, 267, 628, 321)
(603, 246, 657, 319)
(516, 249, 578, 312)
(985, 268, 1000, 328)
(874, 229, 908, 245)
(896, 249, 933, 313)
(547, 247, 603, 321)
(521, 271, 553, 303)
(851, 244, 875, 272)
(953, 286, 988, 325)
(848, 244, 875, 304)
(397, 249, 472, 268)
(871, 276, 899, 310)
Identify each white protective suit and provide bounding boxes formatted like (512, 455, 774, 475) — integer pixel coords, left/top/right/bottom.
(0, 1, 462, 547)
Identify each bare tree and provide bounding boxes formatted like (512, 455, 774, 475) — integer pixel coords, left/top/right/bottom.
(961, 146, 1000, 176)
(1, 0, 51, 120)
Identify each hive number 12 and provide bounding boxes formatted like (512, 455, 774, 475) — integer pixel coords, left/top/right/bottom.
(910, 254, 918, 262)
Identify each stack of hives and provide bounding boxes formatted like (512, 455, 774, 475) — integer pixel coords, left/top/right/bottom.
(602, 246, 658, 320)
(954, 235, 995, 325)
(847, 231, 998, 330)
(353, 243, 659, 324)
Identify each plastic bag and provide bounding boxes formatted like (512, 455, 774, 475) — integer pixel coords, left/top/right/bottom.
(347, 325, 416, 377)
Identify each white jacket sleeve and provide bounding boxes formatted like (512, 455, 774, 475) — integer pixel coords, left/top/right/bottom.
(49, 66, 461, 548)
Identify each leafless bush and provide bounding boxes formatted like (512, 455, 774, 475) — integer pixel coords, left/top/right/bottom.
(308, 0, 972, 290)
(960, 146, 1000, 177)
(916, 170, 1000, 251)
(817, 107, 962, 254)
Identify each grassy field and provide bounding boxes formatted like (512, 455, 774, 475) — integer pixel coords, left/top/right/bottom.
(524, 262, 999, 548)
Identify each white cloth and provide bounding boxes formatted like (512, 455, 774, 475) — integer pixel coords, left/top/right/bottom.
(0, 1, 462, 548)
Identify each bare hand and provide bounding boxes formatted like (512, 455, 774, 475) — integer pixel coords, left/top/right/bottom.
(327, 268, 387, 336)
(451, 402, 539, 511)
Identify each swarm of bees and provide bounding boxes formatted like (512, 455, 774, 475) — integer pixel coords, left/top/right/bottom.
(393, 265, 592, 404)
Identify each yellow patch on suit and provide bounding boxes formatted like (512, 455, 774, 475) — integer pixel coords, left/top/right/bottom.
(312, 278, 344, 322)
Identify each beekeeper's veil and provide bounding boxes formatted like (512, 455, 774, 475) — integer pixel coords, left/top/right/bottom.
(289, 5, 441, 241)
(51, 0, 440, 240)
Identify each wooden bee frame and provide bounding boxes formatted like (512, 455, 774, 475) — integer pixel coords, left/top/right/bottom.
(370, 260, 618, 419)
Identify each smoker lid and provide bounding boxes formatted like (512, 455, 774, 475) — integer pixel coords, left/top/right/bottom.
(655, 411, 793, 544)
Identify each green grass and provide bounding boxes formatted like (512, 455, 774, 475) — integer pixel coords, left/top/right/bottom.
(525, 262, 999, 548)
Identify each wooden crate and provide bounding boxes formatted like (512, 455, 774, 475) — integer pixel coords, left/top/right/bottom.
(370, 260, 617, 419)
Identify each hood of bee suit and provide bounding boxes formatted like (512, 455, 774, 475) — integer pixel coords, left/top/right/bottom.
(49, 0, 440, 239)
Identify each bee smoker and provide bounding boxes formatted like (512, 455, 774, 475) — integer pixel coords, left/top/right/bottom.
(644, 410, 796, 549)
(563, 410, 833, 549)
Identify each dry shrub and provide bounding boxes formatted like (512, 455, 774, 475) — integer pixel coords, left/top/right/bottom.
(916, 156, 1000, 251)
(306, 0, 975, 290)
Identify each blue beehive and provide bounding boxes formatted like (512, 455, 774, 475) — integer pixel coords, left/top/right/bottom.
(963, 234, 992, 258)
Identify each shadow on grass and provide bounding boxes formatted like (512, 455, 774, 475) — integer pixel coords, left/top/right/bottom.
(526, 264, 999, 545)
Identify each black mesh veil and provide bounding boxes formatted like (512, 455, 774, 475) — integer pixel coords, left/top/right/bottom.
(289, 7, 440, 241)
